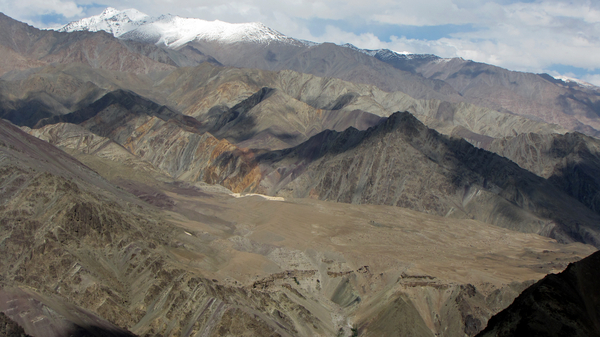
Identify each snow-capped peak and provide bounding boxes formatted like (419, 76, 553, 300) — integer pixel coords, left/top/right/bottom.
(339, 44, 443, 62)
(56, 7, 302, 48)
(57, 8, 150, 37)
(553, 75, 597, 89)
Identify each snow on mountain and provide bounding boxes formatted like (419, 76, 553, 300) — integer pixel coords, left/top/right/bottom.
(57, 7, 303, 48)
(57, 8, 150, 37)
(339, 44, 446, 62)
(554, 75, 598, 89)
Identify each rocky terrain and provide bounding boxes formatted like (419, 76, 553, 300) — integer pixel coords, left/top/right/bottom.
(4, 118, 597, 337)
(0, 312, 30, 337)
(0, 119, 332, 337)
(0, 59, 565, 149)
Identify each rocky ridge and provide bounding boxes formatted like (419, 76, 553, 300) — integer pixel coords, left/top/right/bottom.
(4, 9, 599, 138)
(25, 98, 600, 248)
(57, 7, 600, 137)
(477, 250, 600, 337)
(256, 112, 600, 247)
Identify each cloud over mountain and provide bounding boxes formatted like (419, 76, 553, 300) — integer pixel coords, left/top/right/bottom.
(3, 0, 600, 84)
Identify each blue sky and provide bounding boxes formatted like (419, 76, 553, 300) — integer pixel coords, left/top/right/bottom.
(2, 0, 600, 85)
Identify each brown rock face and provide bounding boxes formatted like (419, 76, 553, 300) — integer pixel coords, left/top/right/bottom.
(121, 118, 261, 193)
(27, 89, 260, 192)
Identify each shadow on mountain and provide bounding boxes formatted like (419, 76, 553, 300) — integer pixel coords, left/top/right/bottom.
(0, 83, 109, 128)
(0, 98, 56, 127)
(258, 111, 600, 247)
(372, 49, 440, 73)
(64, 325, 137, 337)
(546, 135, 600, 215)
(257, 124, 370, 164)
(206, 87, 273, 143)
(489, 132, 600, 218)
(444, 136, 600, 246)
(477, 250, 600, 337)
(324, 92, 358, 111)
(557, 91, 600, 120)
(33, 89, 202, 133)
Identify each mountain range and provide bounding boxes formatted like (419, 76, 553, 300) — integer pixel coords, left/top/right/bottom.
(55, 8, 600, 138)
(1, 8, 600, 337)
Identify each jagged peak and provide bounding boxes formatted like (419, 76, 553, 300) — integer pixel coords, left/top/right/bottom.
(99, 7, 120, 16)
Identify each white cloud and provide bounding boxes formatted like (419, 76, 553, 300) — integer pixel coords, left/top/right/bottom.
(582, 74, 600, 87)
(1, 0, 84, 22)
(273, 0, 600, 78)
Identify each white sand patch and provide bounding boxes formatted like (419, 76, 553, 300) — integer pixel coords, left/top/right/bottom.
(230, 193, 284, 201)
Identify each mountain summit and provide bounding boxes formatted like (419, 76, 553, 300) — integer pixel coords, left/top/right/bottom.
(57, 7, 303, 47)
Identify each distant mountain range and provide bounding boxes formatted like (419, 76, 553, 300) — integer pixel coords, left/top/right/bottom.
(54, 8, 600, 138)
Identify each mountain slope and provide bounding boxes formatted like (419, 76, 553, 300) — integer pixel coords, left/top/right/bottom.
(477, 250, 600, 337)
(153, 63, 565, 146)
(57, 9, 600, 137)
(0, 12, 175, 75)
(372, 51, 600, 137)
(29, 89, 261, 192)
(56, 9, 464, 102)
(0, 118, 333, 337)
(257, 112, 600, 247)
(19, 79, 599, 247)
(490, 132, 600, 215)
(9, 117, 598, 337)
(0, 13, 568, 147)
